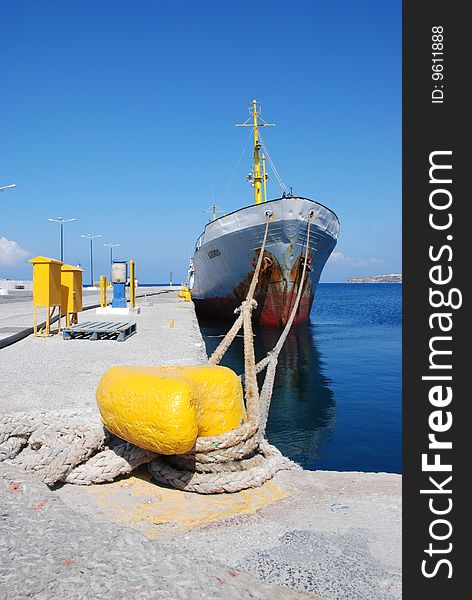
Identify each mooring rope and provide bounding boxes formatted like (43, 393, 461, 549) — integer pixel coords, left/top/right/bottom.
(256, 215, 313, 437)
(0, 215, 313, 493)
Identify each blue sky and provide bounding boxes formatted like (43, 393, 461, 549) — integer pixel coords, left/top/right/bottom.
(1, 0, 401, 283)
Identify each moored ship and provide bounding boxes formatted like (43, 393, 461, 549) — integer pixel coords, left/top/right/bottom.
(190, 101, 339, 328)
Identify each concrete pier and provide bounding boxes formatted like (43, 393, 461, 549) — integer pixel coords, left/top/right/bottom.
(0, 289, 401, 599)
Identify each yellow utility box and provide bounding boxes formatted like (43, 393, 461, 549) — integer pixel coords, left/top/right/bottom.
(61, 264, 84, 327)
(29, 256, 63, 336)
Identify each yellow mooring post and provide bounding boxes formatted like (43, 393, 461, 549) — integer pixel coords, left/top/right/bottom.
(129, 260, 136, 308)
(29, 256, 63, 336)
(96, 365, 246, 455)
(170, 271, 173, 287)
(100, 275, 107, 308)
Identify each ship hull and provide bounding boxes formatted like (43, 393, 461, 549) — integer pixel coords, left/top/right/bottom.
(191, 197, 339, 327)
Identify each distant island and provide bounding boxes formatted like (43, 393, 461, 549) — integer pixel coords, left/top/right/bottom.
(348, 274, 402, 284)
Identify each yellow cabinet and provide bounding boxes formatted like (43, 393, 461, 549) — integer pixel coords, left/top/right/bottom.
(29, 256, 63, 306)
(29, 256, 63, 336)
(61, 264, 84, 322)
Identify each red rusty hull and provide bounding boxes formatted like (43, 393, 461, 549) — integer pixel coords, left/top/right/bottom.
(194, 279, 315, 328)
(258, 282, 314, 327)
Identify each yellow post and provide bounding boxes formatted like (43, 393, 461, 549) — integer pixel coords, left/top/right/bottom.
(170, 272, 173, 287)
(129, 260, 136, 308)
(262, 153, 268, 202)
(100, 275, 107, 308)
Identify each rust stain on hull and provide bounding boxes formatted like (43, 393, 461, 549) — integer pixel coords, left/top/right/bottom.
(194, 249, 314, 328)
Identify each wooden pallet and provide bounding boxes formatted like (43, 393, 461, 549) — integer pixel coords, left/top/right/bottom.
(62, 321, 137, 342)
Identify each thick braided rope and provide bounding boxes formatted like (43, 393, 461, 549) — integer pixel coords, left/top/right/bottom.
(192, 390, 259, 454)
(0, 410, 104, 485)
(0, 436, 26, 461)
(194, 220, 270, 457)
(182, 435, 259, 464)
(257, 353, 279, 440)
(0, 409, 96, 444)
(65, 436, 156, 485)
(246, 220, 270, 301)
(13, 417, 107, 485)
(188, 310, 260, 458)
(0, 411, 152, 487)
(242, 299, 260, 426)
(254, 218, 312, 379)
(165, 450, 266, 474)
(148, 441, 299, 494)
(207, 219, 270, 367)
(207, 312, 243, 366)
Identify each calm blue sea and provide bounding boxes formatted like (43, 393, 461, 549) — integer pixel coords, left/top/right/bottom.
(199, 283, 402, 474)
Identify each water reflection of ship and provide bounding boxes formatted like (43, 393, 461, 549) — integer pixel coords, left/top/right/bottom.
(256, 324, 336, 468)
(200, 321, 336, 469)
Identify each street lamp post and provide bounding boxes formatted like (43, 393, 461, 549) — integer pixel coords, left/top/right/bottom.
(103, 243, 120, 278)
(48, 217, 76, 262)
(81, 234, 102, 287)
(0, 184, 17, 192)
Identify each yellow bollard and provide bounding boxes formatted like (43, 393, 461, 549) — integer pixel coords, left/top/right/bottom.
(130, 260, 136, 308)
(100, 276, 107, 308)
(96, 365, 246, 455)
(169, 319, 174, 328)
(178, 285, 192, 302)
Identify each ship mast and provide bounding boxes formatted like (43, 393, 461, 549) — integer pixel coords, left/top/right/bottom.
(204, 203, 224, 221)
(236, 100, 274, 205)
(262, 153, 268, 203)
